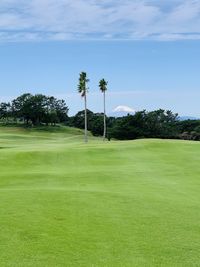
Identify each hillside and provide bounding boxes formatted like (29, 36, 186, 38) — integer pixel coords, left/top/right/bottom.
(0, 127, 200, 266)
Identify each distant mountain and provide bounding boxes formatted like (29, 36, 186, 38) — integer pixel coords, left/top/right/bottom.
(109, 105, 135, 117)
(179, 116, 200, 121)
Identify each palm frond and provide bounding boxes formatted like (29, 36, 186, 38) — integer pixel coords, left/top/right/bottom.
(99, 78, 108, 92)
(78, 72, 89, 97)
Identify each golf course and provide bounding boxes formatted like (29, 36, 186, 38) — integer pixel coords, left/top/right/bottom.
(0, 126, 200, 267)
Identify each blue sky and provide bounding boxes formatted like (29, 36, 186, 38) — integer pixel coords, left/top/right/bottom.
(0, 0, 200, 116)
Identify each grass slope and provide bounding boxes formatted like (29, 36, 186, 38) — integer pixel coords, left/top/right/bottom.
(0, 126, 200, 267)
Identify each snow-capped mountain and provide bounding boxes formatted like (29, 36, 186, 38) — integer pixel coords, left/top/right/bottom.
(109, 105, 135, 117)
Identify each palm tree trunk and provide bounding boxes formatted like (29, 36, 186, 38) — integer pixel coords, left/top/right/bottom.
(103, 91, 106, 141)
(84, 93, 88, 143)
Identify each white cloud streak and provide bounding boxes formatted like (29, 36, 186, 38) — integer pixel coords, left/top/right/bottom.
(0, 0, 200, 41)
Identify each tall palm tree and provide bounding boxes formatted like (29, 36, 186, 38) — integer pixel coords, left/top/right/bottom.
(78, 72, 89, 143)
(99, 79, 108, 140)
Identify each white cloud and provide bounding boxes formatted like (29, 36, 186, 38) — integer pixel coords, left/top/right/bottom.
(0, 0, 200, 41)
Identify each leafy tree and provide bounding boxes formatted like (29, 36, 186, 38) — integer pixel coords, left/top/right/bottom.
(11, 93, 68, 125)
(69, 109, 93, 129)
(68, 110, 104, 136)
(78, 72, 89, 143)
(44, 96, 68, 125)
(0, 102, 12, 122)
(99, 79, 108, 140)
(12, 93, 33, 124)
(109, 109, 179, 140)
(145, 109, 178, 138)
(177, 120, 200, 133)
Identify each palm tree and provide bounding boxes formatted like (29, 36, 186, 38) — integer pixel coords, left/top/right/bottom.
(78, 72, 89, 143)
(99, 79, 108, 140)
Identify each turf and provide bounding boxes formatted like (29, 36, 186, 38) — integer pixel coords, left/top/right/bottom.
(0, 126, 200, 267)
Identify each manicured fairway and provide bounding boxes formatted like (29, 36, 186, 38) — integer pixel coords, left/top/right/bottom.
(0, 126, 200, 267)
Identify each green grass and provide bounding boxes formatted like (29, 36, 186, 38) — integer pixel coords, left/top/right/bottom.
(0, 126, 200, 267)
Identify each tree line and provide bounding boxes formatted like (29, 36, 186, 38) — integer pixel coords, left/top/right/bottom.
(67, 109, 200, 141)
(76, 72, 200, 142)
(1, 95, 200, 141)
(1, 71, 200, 142)
(0, 93, 68, 125)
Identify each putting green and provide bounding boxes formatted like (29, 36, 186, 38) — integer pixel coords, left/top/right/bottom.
(0, 126, 200, 267)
